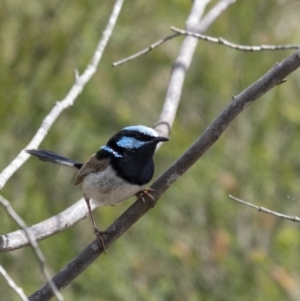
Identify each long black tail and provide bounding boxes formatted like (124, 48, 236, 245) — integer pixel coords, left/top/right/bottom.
(26, 149, 83, 170)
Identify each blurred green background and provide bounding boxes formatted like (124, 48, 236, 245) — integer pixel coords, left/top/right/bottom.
(1, 0, 300, 300)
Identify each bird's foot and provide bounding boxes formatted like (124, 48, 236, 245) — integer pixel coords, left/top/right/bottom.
(136, 188, 156, 207)
(94, 227, 107, 253)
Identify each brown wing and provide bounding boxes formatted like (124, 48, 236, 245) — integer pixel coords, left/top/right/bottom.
(74, 154, 110, 186)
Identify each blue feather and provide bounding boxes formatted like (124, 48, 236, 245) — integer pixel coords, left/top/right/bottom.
(101, 145, 123, 157)
(116, 136, 147, 149)
(124, 125, 158, 137)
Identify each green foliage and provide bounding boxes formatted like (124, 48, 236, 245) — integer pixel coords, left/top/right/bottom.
(1, 0, 300, 300)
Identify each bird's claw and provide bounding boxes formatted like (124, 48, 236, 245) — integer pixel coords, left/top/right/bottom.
(94, 228, 107, 254)
(136, 188, 157, 207)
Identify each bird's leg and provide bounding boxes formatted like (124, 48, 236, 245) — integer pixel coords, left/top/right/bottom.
(84, 195, 106, 252)
(136, 188, 157, 206)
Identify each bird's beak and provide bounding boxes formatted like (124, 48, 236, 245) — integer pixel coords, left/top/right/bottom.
(155, 136, 169, 143)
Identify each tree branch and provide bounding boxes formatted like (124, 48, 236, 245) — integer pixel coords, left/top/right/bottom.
(229, 195, 300, 222)
(0, 198, 94, 252)
(112, 33, 180, 67)
(171, 27, 300, 51)
(28, 47, 300, 301)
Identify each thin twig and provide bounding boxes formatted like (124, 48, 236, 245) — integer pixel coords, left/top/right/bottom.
(0, 0, 125, 191)
(0, 195, 63, 301)
(229, 195, 300, 222)
(0, 265, 29, 301)
(28, 42, 300, 301)
(171, 27, 300, 51)
(112, 33, 180, 67)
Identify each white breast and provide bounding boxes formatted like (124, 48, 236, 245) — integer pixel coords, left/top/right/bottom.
(82, 165, 144, 207)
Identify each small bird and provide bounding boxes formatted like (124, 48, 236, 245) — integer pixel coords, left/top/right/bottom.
(26, 125, 168, 249)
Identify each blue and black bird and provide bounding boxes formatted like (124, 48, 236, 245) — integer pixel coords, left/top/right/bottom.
(27, 125, 168, 249)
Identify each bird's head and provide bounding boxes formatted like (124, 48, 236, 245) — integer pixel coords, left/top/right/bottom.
(100, 125, 168, 185)
(101, 125, 168, 159)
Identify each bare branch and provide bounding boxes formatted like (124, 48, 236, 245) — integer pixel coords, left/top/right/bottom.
(155, 0, 236, 137)
(0, 198, 94, 252)
(0, 0, 125, 191)
(171, 27, 300, 51)
(0, 195, 63, 301)
(112, 33, 180, 67)
(229, 195, 300, 222)
(0, 265, 29, 301)
(28, 46, 300, 301)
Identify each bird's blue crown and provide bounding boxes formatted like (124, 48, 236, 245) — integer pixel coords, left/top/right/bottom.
(123, 125, 158, 137)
